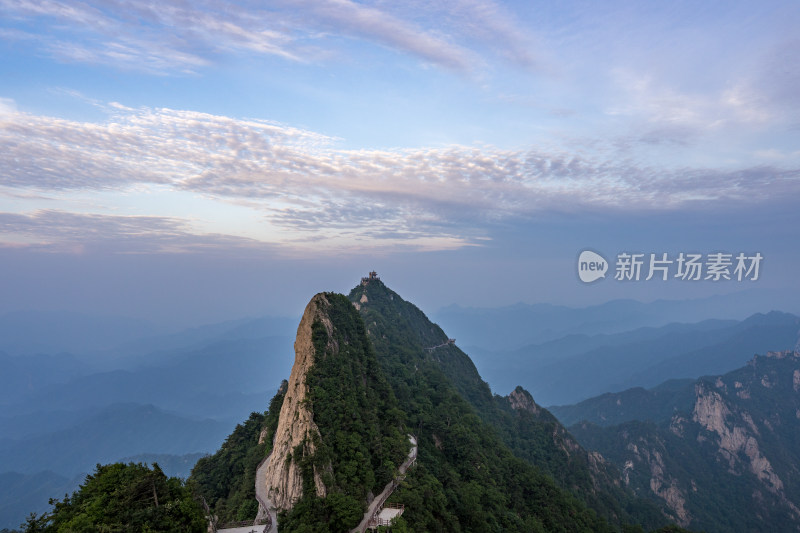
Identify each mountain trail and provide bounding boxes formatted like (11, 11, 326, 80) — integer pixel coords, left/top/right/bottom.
(350, 435, 418, 533)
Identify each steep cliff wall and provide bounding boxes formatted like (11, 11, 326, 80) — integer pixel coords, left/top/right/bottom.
(267, 290, 409, 531)
(570, 351, 800, 532)
(261, 293, 332, 511)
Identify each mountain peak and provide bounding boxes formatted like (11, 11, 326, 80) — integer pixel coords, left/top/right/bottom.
(351, 272, 389, 298)
(360, 270, 381, 285)
(257, 290, 409, 529)
(261, 293, 331, 511)
(348, 276, 451, 352)
(509, 386, 541, 415)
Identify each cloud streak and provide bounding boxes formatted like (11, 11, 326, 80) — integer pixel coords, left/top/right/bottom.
(0, 0, 536, 73)
(2, 103, 798, 252)
(0, 209, 267, 254)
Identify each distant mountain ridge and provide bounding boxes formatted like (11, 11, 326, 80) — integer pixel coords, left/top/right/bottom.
(0, 403, 230, 477)
(550, 379, 696, 428)
(0, 314, 296, 530)
(562, 350, 800, 532)
(6, 284, 799, 531)
(0, 310, 169, 356)
(3, 335, 293, 421)
(434, 289, 800, 352)
(465, 310, 800, 405)
(0, 471, 84, 531)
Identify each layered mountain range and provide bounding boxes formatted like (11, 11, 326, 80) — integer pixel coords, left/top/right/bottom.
(192, 278, 678, 531)
(565, 349, 800, 532)
(9, 276, 799, 532)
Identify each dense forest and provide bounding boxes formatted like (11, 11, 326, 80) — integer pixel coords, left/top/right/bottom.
(190, 381, 286, 524)
(20, 462, 205, 532)
(278, 293, 409, 532)
(348, 279, 671, 531)
(570, 352, 800, 533)
(20, 280, 705, 532)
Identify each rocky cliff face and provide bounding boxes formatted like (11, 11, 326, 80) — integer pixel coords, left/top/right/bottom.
(692, 381, 784, 493)
(261, 294, 332, 511)
(570, 350, 800, 532)
(508, 386, 541, 415)
(615, 430, 690, 527)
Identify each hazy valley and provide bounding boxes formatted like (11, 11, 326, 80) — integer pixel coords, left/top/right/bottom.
(2, 285, 799, 531)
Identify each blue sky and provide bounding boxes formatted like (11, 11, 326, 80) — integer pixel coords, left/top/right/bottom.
(1, 0, 799, 325)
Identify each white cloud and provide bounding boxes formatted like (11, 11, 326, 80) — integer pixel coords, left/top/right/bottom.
(2, 103, 798, 254)
(288, 0, 475, 70)
(607, 70, 722, 130)
(598, 63, 800, 162)
(407, 0, 539, 68)
(0, 208, 269, 254)
(0, 0, 533, 73)
(0, 97, 17, 115)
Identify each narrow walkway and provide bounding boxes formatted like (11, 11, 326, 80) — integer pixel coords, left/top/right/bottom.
(215, 526, 265, 533)
(425, 339, 455, 351)
(216, 452, 275, 533)
(243, 435, 417, 533)
(350, 435, 418, 533)
(254, 452, 278, 533)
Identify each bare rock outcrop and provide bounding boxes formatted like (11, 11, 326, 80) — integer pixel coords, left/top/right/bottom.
(261, 294, 333, 511)
(508, 386, 541, 415)
(692, 383, 784, 493)
(647, 449, 690, 526)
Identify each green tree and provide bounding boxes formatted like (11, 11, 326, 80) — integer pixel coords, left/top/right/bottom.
(282, 293, 409, 530)
(23, 463, 205, 533)
(190, 384, 286, 524)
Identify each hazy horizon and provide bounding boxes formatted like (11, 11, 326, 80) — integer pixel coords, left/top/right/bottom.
(1, 282, 799, 334)
(2, 1, 798, 329)
(2, 3, 799, 528)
